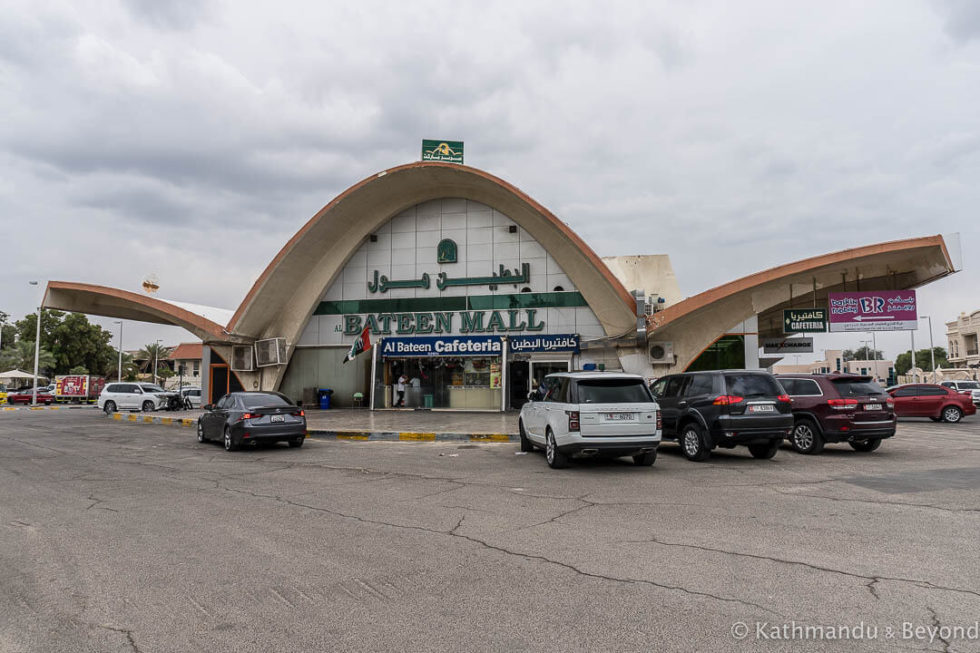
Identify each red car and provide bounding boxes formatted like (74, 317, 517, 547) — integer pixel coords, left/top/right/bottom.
(6, 389, 54, 405)
(886, 384, 976, 423)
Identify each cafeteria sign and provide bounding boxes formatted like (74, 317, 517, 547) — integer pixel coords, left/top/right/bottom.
(783, 308, 827, 334)
(422, 139, 464, 164)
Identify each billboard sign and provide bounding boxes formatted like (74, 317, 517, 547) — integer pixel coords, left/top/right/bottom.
(828, 290, 917, 332)
(422, 140, 464, 164)
(783, 309, 827, 334)
(762, 337, 814, 354)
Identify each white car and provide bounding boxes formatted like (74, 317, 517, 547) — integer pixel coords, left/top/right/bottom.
(518, 372, 661, 469)
(99, 382, 172, 413)
(179, 387, 203, 409)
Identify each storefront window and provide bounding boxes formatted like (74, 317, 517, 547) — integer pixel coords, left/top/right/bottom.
(373, 355, 502, 410)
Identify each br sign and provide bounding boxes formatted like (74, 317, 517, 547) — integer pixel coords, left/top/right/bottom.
(828, 290, 917, 332)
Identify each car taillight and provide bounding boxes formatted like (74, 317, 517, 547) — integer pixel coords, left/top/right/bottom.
(567, 410, 580, 432)
(712, 395, 744, 405)
(777, 394, 791, 403)
(656, 411, 662, 430)
(292, 410, 305, 417)
(242, 412, 260, 420)
(886, 398, 894, 406)
(828, 398, 858, 410)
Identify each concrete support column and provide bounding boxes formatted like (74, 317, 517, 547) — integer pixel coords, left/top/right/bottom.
(743, 315, 760, 370)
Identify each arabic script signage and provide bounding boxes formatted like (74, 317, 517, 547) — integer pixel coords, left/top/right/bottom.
(828, 290, 917, 332)
(381, 336, 501, 357)
(422, 139, 464, 163)
(783, 308, 827, 334)
(344, 309, 545, 336)
(368, 263, 531, 294)
(509, 334, 579, 353)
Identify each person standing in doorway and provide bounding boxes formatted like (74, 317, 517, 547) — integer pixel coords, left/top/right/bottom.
(396, 374, 408, 407)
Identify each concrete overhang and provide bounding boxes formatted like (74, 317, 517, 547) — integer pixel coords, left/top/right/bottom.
(42, 282, 249, 344)
(648, 235, 958, 371)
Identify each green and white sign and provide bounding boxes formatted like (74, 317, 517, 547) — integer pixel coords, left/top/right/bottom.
(422, 139, 464, 163)
(783, 308, 827, 334)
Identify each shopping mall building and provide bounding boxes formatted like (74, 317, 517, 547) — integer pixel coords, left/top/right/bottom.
(43, 162, 960, 409)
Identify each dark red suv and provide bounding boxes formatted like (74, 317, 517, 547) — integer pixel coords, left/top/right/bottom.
(774, 374, 896, 454)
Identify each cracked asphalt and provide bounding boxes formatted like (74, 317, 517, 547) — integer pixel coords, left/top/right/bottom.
(1, 412, 979, 652)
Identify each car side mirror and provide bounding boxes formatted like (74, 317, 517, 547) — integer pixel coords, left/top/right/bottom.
(203, 404, 213, 411)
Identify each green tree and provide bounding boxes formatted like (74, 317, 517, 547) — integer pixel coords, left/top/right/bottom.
(895, 347, 948, 375)
(106, 352, 139, 382)
(15, 310, 116, 376)
(0, 341, 56, 375)
(138, 343, 173, 378)
(842, 346, 884, 362)
(0, 311, 15, 351)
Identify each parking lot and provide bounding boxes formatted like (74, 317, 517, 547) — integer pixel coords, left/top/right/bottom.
(1, 411, 979, 652)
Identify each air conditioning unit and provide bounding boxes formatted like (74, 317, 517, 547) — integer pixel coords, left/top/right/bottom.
(231, 345, 255, 372)
(255, 337, 288, 367)
(649, 341, 674, 364)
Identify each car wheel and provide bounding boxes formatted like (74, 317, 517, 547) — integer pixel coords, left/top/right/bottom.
(288, 436, 305, 448)
(679, 422, 711, 462)
(141, 400, 154, 412)
(545, 429, 568, 469)
(103, 401, 117, 414)
(633, 451, 657, 466)
(790, 419, 824, 454)
(519, 420, 534, 452)
(748, 440, 780, 459)
(849, 438, 881, 452)
(224, 428, 237, 452)
(197, 421, 206, 443)
(942, 406, 963, 423)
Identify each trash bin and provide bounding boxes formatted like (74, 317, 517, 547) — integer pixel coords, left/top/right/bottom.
(318, 388, 333, 409)
(423, 394, 434, 409)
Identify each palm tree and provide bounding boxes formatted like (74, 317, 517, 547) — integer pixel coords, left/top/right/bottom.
(106, 352, 139, 381)
(0, 340, 56, 375)
(138, 343, 173, 379)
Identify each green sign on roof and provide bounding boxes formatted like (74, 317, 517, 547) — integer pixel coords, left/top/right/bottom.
(422, 140, 464, 164)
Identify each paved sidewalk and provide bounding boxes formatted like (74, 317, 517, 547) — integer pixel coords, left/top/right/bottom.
(102, 407, 521, 440)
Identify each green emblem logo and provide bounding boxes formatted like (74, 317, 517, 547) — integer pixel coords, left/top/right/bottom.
(422, 140, 464, 164)
(437, 239, 458, 264)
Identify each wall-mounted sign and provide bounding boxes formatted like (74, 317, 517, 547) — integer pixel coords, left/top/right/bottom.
(368, 262, 530, 294)
(509, 334, 579, 353)
(380, 335, 502, 357)
(437, 239, 457, 264)
(783, 308, 827, 333)
(762, 337, 814, 354)
(828, 290, 917, 332)
(422, 140, 464, 164)
(344, 309, 545, 336)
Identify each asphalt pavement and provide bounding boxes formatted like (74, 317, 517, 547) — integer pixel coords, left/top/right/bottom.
(1, 411, 979, 652)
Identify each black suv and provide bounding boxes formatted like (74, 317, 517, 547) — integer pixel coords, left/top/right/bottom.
(650, 370, 793, 461)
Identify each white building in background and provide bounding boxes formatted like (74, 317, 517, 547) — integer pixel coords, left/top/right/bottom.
(772, 349, 894, 383)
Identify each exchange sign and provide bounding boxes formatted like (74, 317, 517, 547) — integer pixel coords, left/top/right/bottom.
(828, 290, 917, 332)
(783, 308, 827, 334)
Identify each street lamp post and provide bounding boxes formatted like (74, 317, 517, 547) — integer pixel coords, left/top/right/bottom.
(910, 330, 916, 383)
(153, 339, 162, 386)
(920, 315, 936, 382)
(28, 281, 41, 407)
(114, 321, 123, 382)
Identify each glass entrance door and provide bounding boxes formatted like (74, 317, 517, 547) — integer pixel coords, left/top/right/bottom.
(529, 361, 570, 394)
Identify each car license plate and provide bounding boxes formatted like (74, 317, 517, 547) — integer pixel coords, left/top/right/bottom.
(749, 404, 775, 413)
(605, 413, 636, 421)
(271, 415, 285, 423)
(865, 404, 881, 411)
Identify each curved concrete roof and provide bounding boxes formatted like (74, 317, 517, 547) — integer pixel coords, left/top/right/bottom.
(43, 281, 242, 343)
(648, 234, 956, 371)
(230, 162, 638, 341)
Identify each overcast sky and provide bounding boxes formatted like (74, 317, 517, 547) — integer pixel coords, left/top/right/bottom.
(2, 0, 978, 362)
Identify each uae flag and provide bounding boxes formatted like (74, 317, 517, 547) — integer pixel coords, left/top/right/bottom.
(343, 326, 372, 363)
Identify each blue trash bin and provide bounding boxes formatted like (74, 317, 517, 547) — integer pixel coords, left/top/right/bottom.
(318, 388, 333, 409)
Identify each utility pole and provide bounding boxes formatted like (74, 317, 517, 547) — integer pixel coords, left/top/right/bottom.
(920, 316, 936, 382)
(910, 330, 916, 383)
(153, 339, 162, 386)
(114, 321, 123, 382)
(29, 281, 41, 406)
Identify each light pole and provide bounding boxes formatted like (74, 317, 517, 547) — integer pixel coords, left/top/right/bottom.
(920, 315, 936, 382)
(910, 330, 916, 383)
(114, 321, 123, 382)
(153, 339, 162, 386)
(28, 281, 41, 407)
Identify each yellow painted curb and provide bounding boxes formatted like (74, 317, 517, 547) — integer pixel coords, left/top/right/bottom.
(127, 414, 138, 422)
(181, 419, 195, 427)
(29, 406, 45, 411)
(142, 416, 154, 423)
(160, 417, 172, 425)
(336, 432, 370, 440)
(2, 407, 16, 411)
(469, 434, 511, 442)
(49, 406, 60, 410)
(113, 413, 123, 421)
(399, 432, 436, 441)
